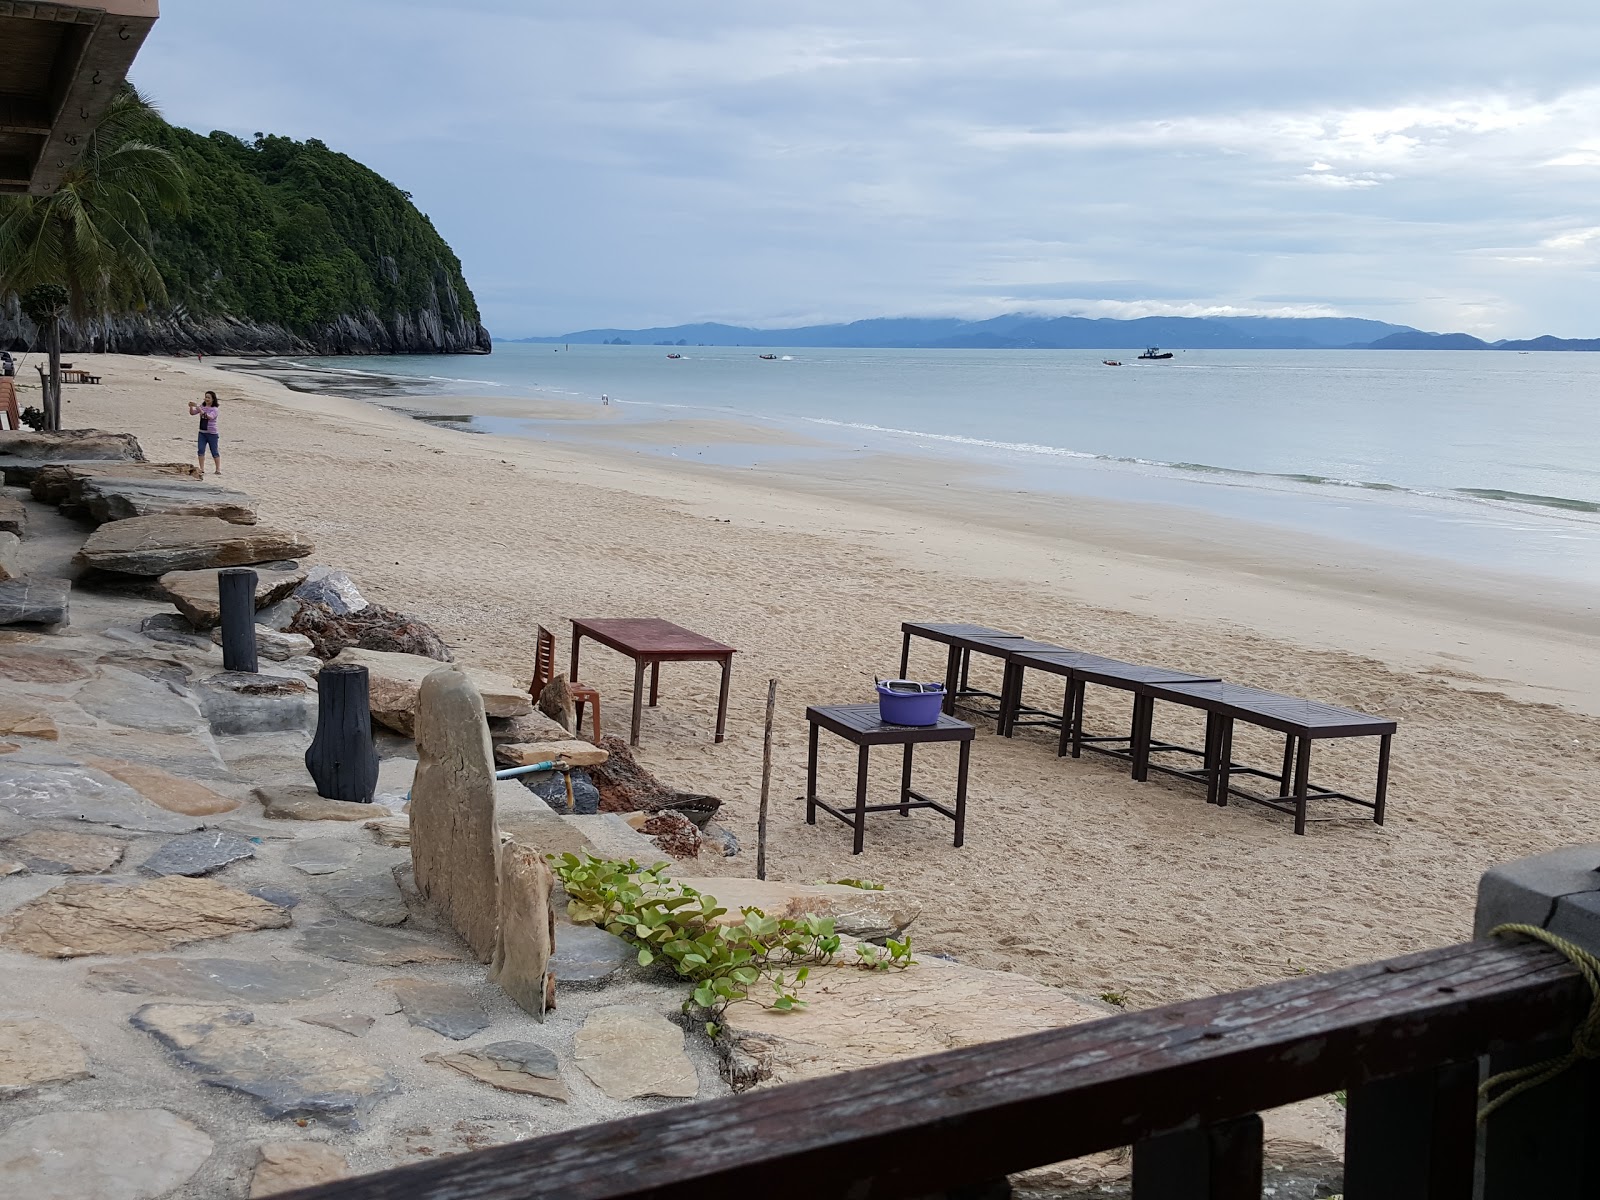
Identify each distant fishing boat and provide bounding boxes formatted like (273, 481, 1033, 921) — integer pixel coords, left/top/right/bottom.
(666, 353, 683, 359)
(758, 353, 778, 360)
(1103, 359, 1122, 366)
(1137, 347, 1174, 360)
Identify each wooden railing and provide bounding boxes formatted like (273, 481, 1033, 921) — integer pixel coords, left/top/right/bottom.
(285, 936, 1595, 1200)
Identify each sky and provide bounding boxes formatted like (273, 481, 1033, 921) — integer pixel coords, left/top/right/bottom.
(132, 1, 1600, 338)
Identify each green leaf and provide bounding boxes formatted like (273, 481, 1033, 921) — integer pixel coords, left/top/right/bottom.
(637, 948, 654, 967)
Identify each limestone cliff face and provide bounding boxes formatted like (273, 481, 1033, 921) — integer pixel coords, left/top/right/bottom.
(1, 283, 492, 357)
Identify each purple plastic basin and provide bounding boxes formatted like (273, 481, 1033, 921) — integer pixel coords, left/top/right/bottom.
(876, 681, 945, 726)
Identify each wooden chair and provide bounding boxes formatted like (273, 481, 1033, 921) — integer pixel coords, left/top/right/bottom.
(533, 625, 601, 742)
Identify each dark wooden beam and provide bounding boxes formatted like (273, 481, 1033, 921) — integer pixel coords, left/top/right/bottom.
(275, 939, 1584, 1200)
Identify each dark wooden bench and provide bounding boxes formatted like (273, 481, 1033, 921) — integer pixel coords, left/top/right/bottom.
(898, 621, 1065, 719)
(996, 648, 1137, 742)
(1142, 680, 1396, 835)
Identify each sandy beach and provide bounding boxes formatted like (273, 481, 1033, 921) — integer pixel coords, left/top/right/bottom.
(32, 352, 1600, 1009)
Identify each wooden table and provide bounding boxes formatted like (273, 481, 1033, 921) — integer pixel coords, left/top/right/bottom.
(1069, 661, 1223, 776)
(1144, 681, 1396, 835)
(996, 648, 1134, 742)
(569, 618, 737, 747)
(805, 703, 973, 854)
(898, 622, 1065, 719)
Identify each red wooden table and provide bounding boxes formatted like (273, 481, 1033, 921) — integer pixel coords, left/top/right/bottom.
(569, 618, 737, 747)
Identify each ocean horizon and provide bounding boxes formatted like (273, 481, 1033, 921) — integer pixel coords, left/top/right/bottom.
(263, 343, 1600, 588)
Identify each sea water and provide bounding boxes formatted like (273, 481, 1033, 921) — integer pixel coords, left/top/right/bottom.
(291, 344, 1600, 586)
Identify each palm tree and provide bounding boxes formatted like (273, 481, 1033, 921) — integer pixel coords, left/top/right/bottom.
(0, 85, 186, 430)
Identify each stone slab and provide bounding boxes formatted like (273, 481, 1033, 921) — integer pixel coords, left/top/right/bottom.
(1474, 844, 1600, 938)
(250, 1142, 351, 1197)
(0, 761, 204, 833)
(0, 428, 144, 464)
(424, 1041, 569, 1101)
(364, 815, 410, 847)
(194, 671, 312, 736)
(0, 494, 25, 535)
(0, 651, 93, 684)
(256, 784, 378, 822)
(0, 575, 70, 626)
(296, 919, 464, 966)
(316, 864, 408, 926)
(76, 666, 206, 734)
(574, 1005, 698, 1100)
(0, 1108, 212, 1200)
(0, 1019, 91, 1093)
(29, 460, 198, 503)
(0, 700, 58, 741)
(74, 515, 314, 576)
(87, 957, 349, 1003)
(496, 740, 610, 768)
(0, 876, 291, 958)
(139, 830, 256, 877)
(84, 757, 241, 816)
(335, 646, 531, 736)
(391, 978, 490, 1040)
(286, 838, 362, 874)
(551, 922, 637, 988)
(131, 1002, 398, 1123)
(3, 829, 126, 874)
(76, 475, 259, 525)
(160, 565, 308, 629)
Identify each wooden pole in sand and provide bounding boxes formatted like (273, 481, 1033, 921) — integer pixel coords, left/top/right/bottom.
(217, 568, 259, 673)
(756, 678, 777, 881)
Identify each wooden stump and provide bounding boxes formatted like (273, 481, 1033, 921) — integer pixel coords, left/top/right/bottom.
(305, 663, 380, 804)
(217, 568, 258, 673)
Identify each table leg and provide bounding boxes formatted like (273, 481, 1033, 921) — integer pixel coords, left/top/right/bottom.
(805, 721, 819, 825)
(649, 661, 660, 706)
(1216, 718, 1234, 808)
(714, 656, 731, 744)
(999, 662, 1018, 737)
(960, 649, 972, 693)
(899, 632, 911, 679)
(1056, 681, 1072, 758)
(954, 738, 970, 849)
(1374, 733, 1392, 825)
(900, 743, 914, 816)
(1070, 679, 1086, 758)
(1279, 735, 1295, 797)
(1293, 736, 1312, 836)
(853, 745, 870, 855)
(1131, 694, 1153, 781)
(629, 659, 645, 747)
(942, 645, 960, 714)
(1203, 713, 1220, 804)
(569, 632, 582, 683)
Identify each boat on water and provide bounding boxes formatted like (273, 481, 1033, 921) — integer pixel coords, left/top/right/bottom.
(1137, 347, 1174, 360)
(1103, 359, 1122, 366)
(666, 353, 683, 359)
(758, 353, 778, 360)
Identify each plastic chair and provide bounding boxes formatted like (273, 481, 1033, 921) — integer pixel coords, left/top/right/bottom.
(533, 625, 601, 743)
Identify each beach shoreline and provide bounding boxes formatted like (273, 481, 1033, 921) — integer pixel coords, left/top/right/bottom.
(32, 352, 1600, 1008)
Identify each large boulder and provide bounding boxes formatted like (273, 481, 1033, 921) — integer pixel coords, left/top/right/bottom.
(293, 567, 367, 615)
(74, 515, 313, 575)
(30, 461, 199, 505)
(0, 576, 69, 626)
(333, 647, 530, 736)
(161, 565, 307, 629)
(73, 475, 258, 525)
(290, 600, 452, 661)
(0, 429, 143, 484)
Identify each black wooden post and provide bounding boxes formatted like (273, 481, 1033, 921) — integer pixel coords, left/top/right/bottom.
(1131, 1114, 1263, 1199)
(305, 663, 380, 804)
(217, 567, 258, 673)
(1343, 1060, 1478, 1198)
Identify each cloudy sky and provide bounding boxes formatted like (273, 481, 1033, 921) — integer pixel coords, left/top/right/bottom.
(134, 1, 1600, 338)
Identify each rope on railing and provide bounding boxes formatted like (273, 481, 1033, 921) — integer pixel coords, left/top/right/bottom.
(1477, 923, 1600, 1121)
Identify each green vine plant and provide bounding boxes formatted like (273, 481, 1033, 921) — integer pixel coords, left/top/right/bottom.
(550, 853, 914, 1036)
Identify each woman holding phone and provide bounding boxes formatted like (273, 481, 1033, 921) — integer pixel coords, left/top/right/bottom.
(189, 391, 221, 475)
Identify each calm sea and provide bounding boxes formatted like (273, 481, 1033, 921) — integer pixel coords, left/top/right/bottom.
(291, 343, 1600, 587)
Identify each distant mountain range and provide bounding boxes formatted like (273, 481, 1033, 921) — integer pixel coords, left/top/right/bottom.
(504, 314, 1600, 351)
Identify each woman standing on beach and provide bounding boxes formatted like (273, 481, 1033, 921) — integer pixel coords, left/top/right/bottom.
(189, 391, 222, 475)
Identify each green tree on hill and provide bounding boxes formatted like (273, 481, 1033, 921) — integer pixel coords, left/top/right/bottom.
(0, 85, 187, 429)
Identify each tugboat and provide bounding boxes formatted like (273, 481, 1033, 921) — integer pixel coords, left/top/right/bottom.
(1137, 347, 1174, 360)
(758, 353, 778, 360)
